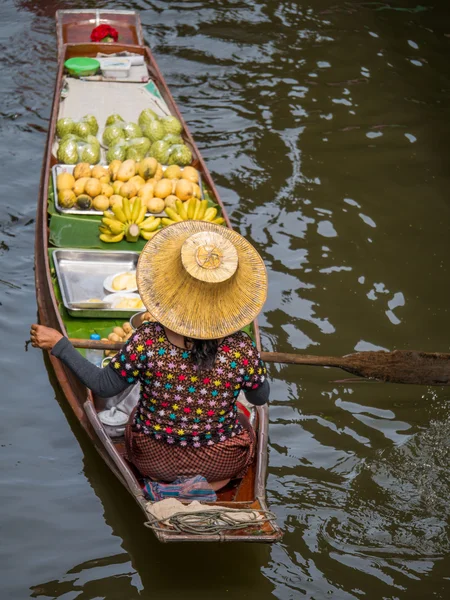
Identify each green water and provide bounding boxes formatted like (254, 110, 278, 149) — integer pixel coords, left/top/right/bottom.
(1, 0, 450, 597)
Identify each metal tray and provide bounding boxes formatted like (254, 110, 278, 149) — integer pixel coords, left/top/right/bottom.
(53, 249, 142, 318)
(52, 164, 203, 216)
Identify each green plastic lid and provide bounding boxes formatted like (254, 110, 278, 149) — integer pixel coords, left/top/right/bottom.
(64, 57, 100, 74)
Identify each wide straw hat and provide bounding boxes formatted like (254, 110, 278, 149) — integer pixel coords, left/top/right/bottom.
(136, 221, 268, 339)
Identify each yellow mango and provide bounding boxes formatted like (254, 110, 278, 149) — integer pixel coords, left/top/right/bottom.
(117, 159, 136, 182)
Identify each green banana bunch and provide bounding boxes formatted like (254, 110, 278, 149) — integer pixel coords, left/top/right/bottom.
(99, 196, 161, 243)
(161, 197, 225, 228)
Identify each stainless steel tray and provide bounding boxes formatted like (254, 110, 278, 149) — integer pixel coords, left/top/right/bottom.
(53, 249, 142, 318)
(52, 164, 203, 216)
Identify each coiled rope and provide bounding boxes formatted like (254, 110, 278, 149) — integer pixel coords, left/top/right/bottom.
(144, 507, 276, 535)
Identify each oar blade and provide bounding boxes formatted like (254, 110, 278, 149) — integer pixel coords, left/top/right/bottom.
(344, 350, 450, 386)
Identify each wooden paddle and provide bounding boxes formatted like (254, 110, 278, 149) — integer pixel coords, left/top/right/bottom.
(68, 338, 450, 386)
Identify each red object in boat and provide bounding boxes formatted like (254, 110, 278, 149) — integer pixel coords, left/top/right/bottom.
(90, 24, 119, 43)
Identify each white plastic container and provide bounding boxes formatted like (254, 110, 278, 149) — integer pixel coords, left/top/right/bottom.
(99, 57, 131, 79)
(98, 406, 129, 438)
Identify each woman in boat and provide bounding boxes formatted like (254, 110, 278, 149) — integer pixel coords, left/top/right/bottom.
(30, 222, 269, 490)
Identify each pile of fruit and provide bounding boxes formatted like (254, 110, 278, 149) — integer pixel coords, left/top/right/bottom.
(102, 322, 132, 357)
(103, 111, 192, 166)
(55, 109, 192, 167)
(57, 164, 114, 211)
(56, 115, 101, 165)
(102, 313, 153, 356)
(100, 196, 160, 242)
(56, 157, 203, 214)
(96, 158, 224, 243)
(161, 199, 224, 226)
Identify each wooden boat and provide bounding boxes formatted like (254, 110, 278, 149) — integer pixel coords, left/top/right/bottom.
(35, 9, 282, 543)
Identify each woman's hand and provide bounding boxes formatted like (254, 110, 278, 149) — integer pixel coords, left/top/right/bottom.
(30, 324, 64, 350)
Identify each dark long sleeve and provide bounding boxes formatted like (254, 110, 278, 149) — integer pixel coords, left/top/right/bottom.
(51, 337, 132, 397)
(244, 378, 270, 406)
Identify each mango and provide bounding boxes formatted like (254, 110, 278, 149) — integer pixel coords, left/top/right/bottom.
(117, 159, 136, 182)
(138, 157, 158, 180)
(154, 179, 172, 199)
(85, 178, 102, 198)
(73, 163, 92, 179)
(73, 177, 89, 196)
(119, 181, 137, 199)
(58, 189, 76, 208)
(109, 160, 122, 181)
(56, 172, 75, 191)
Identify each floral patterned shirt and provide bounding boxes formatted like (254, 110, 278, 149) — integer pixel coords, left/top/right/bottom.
(109, 322, 267, 447)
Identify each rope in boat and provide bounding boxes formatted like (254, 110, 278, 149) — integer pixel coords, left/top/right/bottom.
(144, 507, 277, 535)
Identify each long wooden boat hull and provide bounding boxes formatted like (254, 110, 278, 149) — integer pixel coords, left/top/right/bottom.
(35, 9, 282, 543)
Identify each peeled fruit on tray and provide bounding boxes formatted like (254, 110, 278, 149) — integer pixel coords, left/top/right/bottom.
(56, 172, 75, 191)
(85, 178, 102, 198)
(117, 159, 136, 182)
(116, 297, 144, 310)
(112, 272, 137, 292)
(154, 179, 172, 199)
(181, 166, 199, 183)
(192, 183, 201, 198)
(175, 179, 193, 201)
(163, 165, 182, 179)
(92, 195, 110, 212)
(58, 189, 76, 208)
(154, 164, 163, 181)
(108, 332, 121, 343)
(138, 157, 158, 180)
(146, 198, 165, 214)
(101, 183, 114, 198)
(73, 163, 92, 179)
(119, 181, 137, 199)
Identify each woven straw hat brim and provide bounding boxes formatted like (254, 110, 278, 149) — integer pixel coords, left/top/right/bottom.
(137, 221, 267, 339)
